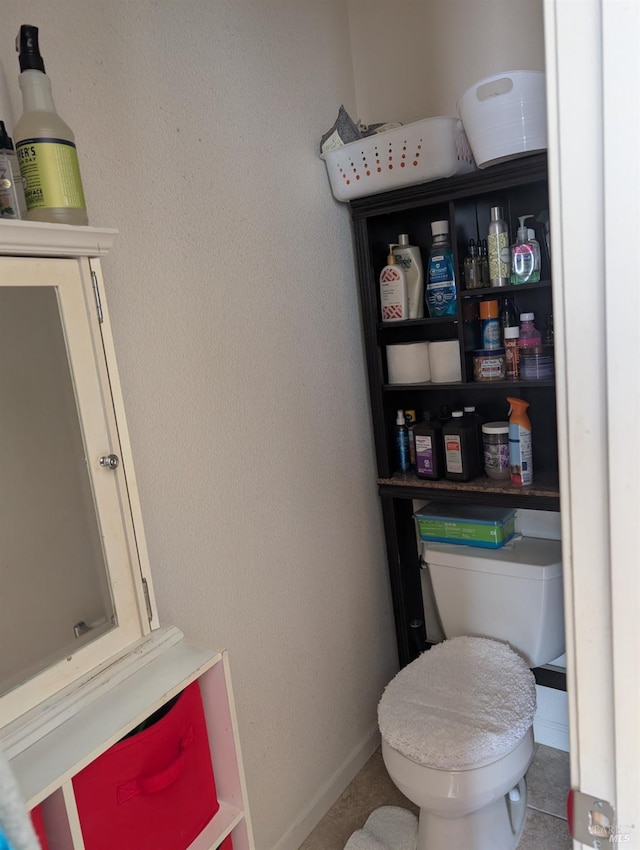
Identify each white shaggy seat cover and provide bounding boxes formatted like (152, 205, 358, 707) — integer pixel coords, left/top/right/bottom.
(378, 636, 536, 770)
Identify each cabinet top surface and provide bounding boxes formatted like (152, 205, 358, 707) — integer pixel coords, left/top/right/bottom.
(0, 220, 118, 258)
(349, 152, 549, 218)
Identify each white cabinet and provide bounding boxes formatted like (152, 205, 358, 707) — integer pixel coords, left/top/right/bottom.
(0, 221, 254, 850)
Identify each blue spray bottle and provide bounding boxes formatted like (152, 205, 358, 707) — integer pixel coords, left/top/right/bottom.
(395, 409, 410, 472)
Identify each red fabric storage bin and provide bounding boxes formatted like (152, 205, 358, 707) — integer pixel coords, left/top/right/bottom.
(73, 680, 219, 850)
(30, 805, 49, 850)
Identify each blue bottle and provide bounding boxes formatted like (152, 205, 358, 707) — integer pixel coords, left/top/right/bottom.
(426, 220, 457, 317)
(395, 409, 410, 472)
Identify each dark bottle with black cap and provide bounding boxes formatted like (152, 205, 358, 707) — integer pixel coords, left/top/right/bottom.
(413, 412, 444, 480)
(14, 24, 88, 224)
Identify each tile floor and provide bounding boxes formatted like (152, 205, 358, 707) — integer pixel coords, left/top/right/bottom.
(299, 743, 571, 850)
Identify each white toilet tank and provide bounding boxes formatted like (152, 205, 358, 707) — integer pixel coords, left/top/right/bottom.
(423, 536, 564, 667)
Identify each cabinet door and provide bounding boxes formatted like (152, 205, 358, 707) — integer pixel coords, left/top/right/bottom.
(0, 256, 149, 724)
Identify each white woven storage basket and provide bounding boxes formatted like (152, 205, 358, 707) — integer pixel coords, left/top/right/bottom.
(322, 116, 475, 202)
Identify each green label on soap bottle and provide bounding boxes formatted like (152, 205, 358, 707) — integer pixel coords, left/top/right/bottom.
(16, 138, 86, 210)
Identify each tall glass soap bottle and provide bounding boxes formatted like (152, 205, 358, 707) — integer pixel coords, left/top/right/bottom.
(487, 206, 510, 287)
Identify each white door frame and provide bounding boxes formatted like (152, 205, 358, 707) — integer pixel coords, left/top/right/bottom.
(544, 0, 640, 844)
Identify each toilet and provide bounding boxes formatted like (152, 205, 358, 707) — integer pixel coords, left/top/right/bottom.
(378, 536, 564, 850)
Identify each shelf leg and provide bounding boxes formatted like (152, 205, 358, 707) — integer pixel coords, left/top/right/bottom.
(380, 496, 427, 667)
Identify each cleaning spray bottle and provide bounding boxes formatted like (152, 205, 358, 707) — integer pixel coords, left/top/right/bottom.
(394, 234, 424, 318)
(14, 25, 88, 224)
(380, 246, 408, 322)
(507, 397, 533, 486)
(394, 409, 410, 472)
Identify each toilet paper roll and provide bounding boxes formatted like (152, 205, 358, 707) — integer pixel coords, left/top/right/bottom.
(428, 340, 462, 383)
(387, 342, 431, 384)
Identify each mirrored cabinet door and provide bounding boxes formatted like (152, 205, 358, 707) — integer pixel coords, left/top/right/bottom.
(0, 257, 149, 724)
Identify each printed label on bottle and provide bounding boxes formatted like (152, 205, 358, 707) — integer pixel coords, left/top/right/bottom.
(484, 442, 510, 473)
(509, 426, 533, 485)
(415, 434, 434, 476)
(380, 267, 406, 321)
(488, 231, 510, 280)
(427, 250, 457, 317)
(512, 245, 535, 281)
(481, 317, 501, 349)
(0, 160, 19, 219)
(444, 433, 463, 474)
(396, 430, 410, 471)
(16, 138, 86, 210)
(505, 340, 520, 378)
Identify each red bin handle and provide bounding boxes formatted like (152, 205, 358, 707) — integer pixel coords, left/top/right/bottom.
(117, 727, 194, 803)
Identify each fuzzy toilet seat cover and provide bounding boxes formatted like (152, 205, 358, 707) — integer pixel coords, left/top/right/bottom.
(378, 636, 536, 770)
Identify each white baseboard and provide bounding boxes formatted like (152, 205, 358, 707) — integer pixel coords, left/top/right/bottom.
(533, 684, 569, 751)
(270, 724, 380, 850)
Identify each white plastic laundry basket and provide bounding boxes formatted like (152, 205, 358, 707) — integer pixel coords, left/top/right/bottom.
(458, 71, 547, 168)
(322, 116, 475, 202)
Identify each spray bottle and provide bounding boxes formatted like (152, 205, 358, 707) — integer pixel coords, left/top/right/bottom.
(14, 25, 88, 224)
(507, 397, 533, 486)
(394, 409, 410, 472)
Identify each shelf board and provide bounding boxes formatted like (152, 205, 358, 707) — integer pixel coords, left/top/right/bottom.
(383, 379, 555, 391)
(377, 316, 457, 331)
(378, 471, 560, 509)
(460, 280, 552, 299)
(187, 801, 244, 850)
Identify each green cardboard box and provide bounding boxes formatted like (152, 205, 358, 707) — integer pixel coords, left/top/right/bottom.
(414, 502, 516, 549)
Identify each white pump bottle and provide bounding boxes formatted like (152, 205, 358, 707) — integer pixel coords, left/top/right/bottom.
(393, 234, 424, 319)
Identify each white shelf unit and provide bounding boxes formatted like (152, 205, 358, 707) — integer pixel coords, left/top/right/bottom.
(4, 627, 254, 850)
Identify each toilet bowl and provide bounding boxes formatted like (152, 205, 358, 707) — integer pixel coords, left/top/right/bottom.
(378, 636, 537, 850)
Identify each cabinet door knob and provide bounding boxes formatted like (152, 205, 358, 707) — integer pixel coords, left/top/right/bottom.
(99, 453, 120, 470)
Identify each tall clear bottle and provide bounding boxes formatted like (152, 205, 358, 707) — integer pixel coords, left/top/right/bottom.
(487, 206, 510, 287)
(14, 25, 88, 225)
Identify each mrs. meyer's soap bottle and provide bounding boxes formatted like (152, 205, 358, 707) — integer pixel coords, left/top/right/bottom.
(14, 25, 88, 224)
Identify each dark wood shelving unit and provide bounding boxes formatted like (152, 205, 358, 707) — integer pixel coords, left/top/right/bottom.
(349, 152, 565, 691)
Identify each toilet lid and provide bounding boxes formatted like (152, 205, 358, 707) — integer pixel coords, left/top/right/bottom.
(378, 636, 536, 770)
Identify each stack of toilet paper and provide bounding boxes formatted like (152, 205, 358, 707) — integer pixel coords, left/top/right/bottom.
(386, 340, 461, 384)
(344, 806, 417, 850)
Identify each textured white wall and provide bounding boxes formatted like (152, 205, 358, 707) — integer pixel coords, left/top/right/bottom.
(0, 3, 397, 848)
(348, 0, 545, 122)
